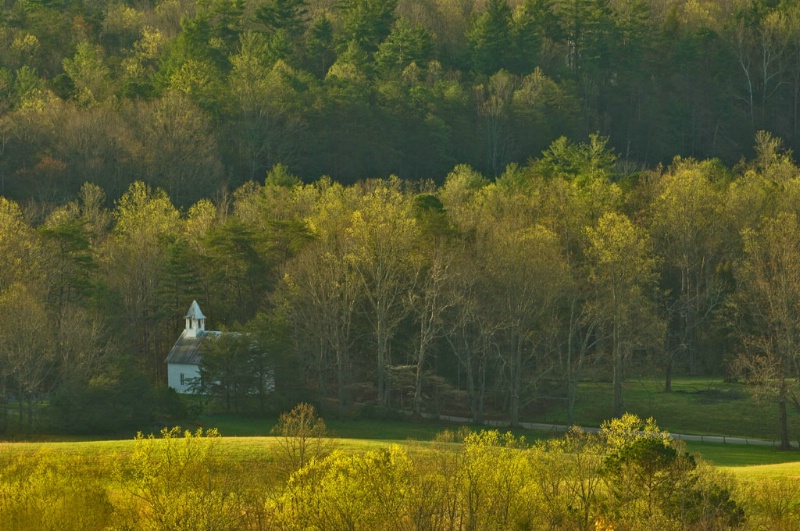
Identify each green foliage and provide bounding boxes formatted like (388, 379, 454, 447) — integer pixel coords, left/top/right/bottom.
(61, 42, 111, 106)
(536, 133, 618, 184)
(201, 218, 269, 322)
(375, 18, 432, 73)
(337, 0, 398, 54)
(198, 328, 269, 414)
(467, 0, 512, 75)
(276, 445, 415, 529)
(305, 14, 336, 77)
(0, 453, 113, 530)
(39, 211, 96, 306)
(255, 0, 308, 36)
(115, 426, 247, 530)
(0, 418, 797, 528)
(2, 0, 795, 186)
(265, 162, 301, 188)
(601, 414, 744, 529)
(5, 0, 800, 442)
(47, 356, 156, 434)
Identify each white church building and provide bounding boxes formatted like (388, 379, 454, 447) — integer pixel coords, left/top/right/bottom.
(165, 300, 220, 393)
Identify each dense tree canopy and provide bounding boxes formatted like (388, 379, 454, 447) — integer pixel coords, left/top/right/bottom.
(2, 0, 800, 440)
(4, 0, 800, 200)
(0, 129, 798, 442)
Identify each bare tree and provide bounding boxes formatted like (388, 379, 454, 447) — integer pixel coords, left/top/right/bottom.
(0, 283, 55, 427)
(271, 402, 334, 473)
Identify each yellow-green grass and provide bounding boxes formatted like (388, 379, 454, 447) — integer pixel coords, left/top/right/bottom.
(684, 441, 800, 467)
(722, 461, 800, 480)
(0, 436, 417, 464)
(199, 414, 466, 441)
(2, 432, 799, 470)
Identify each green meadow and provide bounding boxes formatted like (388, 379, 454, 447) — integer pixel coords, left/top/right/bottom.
(2, 424, 798, 469)
(537, 377, 800, 441)
(2, 377, 800, 529)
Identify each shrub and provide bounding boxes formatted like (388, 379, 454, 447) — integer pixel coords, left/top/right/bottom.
(113, 426, 247, 530)
(0, 453, 113, 530)
(270, 403, 334, 473)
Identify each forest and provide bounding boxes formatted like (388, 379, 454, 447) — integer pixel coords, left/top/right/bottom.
(3, 130, 800, 446)
(3, 0, 800, 200)
(2, 0, 800, 444)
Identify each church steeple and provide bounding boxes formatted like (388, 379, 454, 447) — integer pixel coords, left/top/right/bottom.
(184, 300, 206, 338)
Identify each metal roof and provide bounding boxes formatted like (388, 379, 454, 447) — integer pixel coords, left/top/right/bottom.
(185, 300, 206, 320)
(165, 330, 219, 365)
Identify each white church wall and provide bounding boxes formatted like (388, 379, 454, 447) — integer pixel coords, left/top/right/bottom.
(167, 363, 201, 394)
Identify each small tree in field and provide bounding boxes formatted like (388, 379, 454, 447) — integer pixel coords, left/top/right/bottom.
(600, 414, 743, 529)
(271, 403, 334, 472)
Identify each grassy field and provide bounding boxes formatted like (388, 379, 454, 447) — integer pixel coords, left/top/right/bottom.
(532, 377, 800, 441)
(198, 377, 799, 442)
(722, 461, 800, 481)
(1, 385, 797, 531)
(1, 429, 798, 469)
(681, 441, 800, 467)
(4, 433, 791, 530)
(1, 377, 798, 471)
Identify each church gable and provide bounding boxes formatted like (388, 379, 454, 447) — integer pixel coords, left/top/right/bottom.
(165, 300, 218, 393)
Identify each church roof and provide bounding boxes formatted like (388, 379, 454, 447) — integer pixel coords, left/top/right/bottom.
(185, 300, 206, 320)
(165, 330, 220, 365)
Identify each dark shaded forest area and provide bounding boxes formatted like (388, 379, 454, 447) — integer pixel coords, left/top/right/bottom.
(2, 0, 800, 202)
(2, 0, 800, 443)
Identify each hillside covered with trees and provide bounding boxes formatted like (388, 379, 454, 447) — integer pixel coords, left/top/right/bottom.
(2, 0, 800, 443)
(3, 0, 800, 201)
(3, 132, 800, 446)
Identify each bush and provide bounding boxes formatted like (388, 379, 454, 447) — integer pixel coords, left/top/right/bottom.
(270, 403, 334, 473)
(0, 453, 113, 530)
(114, 426, 248, 530)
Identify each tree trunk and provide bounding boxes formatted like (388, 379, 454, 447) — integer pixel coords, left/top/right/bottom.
(336, 347, 347, 412)
(414, 319, 427, 417)
(17, 387, 23, 423)
(664, 358, 673, 393)
(0, 384, 5, 434)
(465, 354, 478, 423)
(27, 396, 34, 428)
(414, 361, 424, 417)
(510, 336, 522, 427)
(567, 378, 577, 427)
(377, 317, 389, 406)
(317, 340, 327, 402)
(565, 314, 576, 426)
(612, 342, 625, 418)
(477, 336, 489, 424)
(779, 397, 791, 450)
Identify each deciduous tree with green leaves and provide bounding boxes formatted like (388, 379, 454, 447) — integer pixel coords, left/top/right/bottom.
(586, 212, 663, 417)
(731, 211, 800, 450)
(346, 182, 418, 406)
